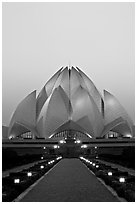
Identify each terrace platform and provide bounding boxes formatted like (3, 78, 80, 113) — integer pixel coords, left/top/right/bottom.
(3, 138, 135, 148)
(2, 160, 47, 178)
(19, 158, 119, 202)
(97, 159, 135, 176)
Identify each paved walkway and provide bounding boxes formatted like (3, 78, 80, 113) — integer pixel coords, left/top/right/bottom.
(20, 159, 119, 202)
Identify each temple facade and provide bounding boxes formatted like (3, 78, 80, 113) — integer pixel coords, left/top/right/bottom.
(8, 66, 134, 139)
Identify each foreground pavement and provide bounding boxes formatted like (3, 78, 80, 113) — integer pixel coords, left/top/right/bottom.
(20, 158, 119, 202)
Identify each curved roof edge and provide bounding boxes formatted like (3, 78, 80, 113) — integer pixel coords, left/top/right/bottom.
(8, 90, 37, 137)
(8, 121, 38, 138)
(44, 67, 63, 96)
(51, 120, 90, 137)
(103, 89, 134, 133)
(101, 116, 133, 138)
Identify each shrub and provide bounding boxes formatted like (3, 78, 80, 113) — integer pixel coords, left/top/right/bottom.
(124, 189, 135, 202)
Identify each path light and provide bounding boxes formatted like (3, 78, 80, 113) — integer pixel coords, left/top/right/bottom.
(75, 140, 81, 144)
(59, 140, 66, 144)
(92, 163, 95, 166)
(108, 172, 113, 176)
(27, 172, 32, 177)
(86, 159, 89, 163)
(81, 145, 87, 148)
(41, 156, 43, 159)
(40, 165, 44, 169)
(54, 145, 60, 149)
(96, 165, 99, 168)
(95, 146, 97, 149)
(119, 177, 125, 183)
(80, 157, 87, 161)
(56, 156, 62, 160)
(48, 160, 55, 164)
(43, 147, 46, 149)
(14, 178, 20, 184)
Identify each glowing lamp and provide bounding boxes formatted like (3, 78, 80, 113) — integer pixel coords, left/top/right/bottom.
(40, 165, 44, 169)
(96, 165, 99, 168)
(75, 140, 81, 144)
(57, 156, 62, 160)
(41, 157, 43, 159)
(14, 179, 20, 184)
(92, 163, 95, 166)
(119, 177, 125, 183)
(108, 172, 113, 176)
(27, 172, 32, 177)
(59, 140, 66, 144)
(53, 145, 58, 149)
(81, 144, 87, 148)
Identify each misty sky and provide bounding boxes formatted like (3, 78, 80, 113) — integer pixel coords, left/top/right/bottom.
(2, 2, 135, 126)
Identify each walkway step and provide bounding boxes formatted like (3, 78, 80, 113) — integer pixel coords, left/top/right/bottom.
(20, 159, 119, 202)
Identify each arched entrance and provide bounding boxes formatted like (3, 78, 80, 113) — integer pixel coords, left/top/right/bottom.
(52, 130, 91, 158)
(52, 129, 91, 140)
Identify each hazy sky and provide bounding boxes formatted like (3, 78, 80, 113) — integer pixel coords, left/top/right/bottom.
(2, 2, 135, 126)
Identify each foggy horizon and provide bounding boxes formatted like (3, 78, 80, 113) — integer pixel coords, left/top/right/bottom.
(2, 2, 135, 126)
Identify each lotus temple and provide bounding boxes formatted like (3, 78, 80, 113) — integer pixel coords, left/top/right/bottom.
(7, 66, 134, 140)
(3, 66, 135, 202)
